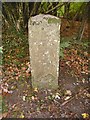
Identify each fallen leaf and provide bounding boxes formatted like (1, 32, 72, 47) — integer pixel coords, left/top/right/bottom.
(2, 112, 8, 118)
(20, 113, 25, 118)
(84, 52, 88, 56)
(65, 90, 72, 96)
(31, 96, 35, 101)
(0, 114, 2, 119)
(22, 67, 26, 71)
(34, 88, 38, 92)
(82, 113, 89, 119)
(0, 71, 2, 76)
(64, 96, 71, 101)
(23, 96, 26, 101)
(15, 76, 19, 80)
(55, 94, 60, 99)
(86, 93, 90, 98)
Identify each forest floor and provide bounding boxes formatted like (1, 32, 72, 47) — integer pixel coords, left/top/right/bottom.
(1, 18, 90, 119)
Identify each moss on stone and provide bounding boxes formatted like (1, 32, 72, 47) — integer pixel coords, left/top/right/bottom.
(48, 18, 60, 24)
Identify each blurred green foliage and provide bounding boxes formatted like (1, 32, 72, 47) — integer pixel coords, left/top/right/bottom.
(60, 38, 70, 58)
(2, 2, 87, 32)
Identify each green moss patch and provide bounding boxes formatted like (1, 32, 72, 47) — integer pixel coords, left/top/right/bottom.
(48, 18, 60, 24)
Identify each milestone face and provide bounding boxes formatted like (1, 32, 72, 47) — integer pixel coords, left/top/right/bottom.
(28, 14, 61, 89)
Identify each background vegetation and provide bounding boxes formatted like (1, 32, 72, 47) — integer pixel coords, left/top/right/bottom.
(2, 2, 89, 59)
(2, 2, 88, 31)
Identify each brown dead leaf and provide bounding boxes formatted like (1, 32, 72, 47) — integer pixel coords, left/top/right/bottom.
(22, 67, 26, 71)
(0, 71, 2, 76)
(2, 112, 8, 118)
(0, 114, 2, 119)
(65, 90, 72, 96)
(15, 76, 19, 80)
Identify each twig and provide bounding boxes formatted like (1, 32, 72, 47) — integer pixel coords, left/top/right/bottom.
(60, 87, 89, 107)
(79, 20, 86, 41)
(45, 3, 65, 14)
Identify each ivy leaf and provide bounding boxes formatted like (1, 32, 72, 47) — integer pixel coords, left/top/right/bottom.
(60, 41, 70, 48)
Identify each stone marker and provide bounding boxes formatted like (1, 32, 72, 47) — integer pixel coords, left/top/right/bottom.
(28, 14, 61, 89)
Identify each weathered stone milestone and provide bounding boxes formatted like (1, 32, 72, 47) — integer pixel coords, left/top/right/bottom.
(28, 14, 61, 89)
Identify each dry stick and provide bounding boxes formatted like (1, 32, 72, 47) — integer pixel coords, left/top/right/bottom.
(45, 0, 73, 14)
(45, 3, 65, 14)
(79, 20, 86, 41)
(76, 19, 86, 42)
(60, 87, 89, 107)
